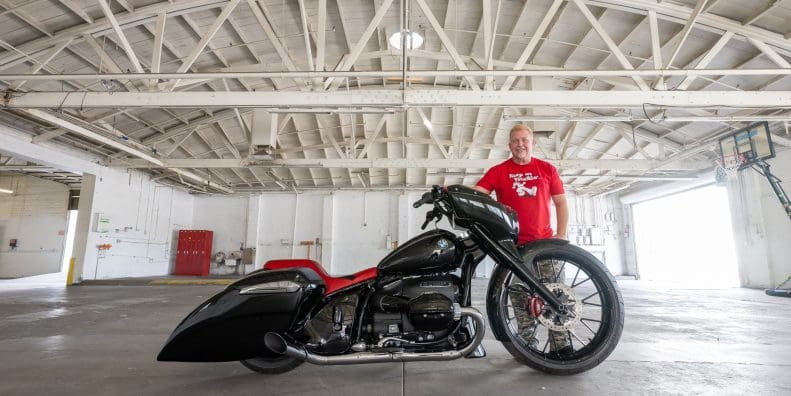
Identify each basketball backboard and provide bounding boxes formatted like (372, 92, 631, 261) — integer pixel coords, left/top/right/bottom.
(718, 121, 775, 169)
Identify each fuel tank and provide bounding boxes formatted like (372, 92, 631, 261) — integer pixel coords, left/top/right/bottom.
(377, 229, 462, 275)
(157, 267, 324, 362)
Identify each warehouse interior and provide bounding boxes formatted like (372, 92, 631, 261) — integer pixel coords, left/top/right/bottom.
(1, 0, 790, 394)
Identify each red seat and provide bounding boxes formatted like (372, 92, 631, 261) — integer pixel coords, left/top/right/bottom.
(263, 259, 378, 295)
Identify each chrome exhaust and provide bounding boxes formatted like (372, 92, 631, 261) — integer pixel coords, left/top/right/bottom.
(264, 307, 485, 365)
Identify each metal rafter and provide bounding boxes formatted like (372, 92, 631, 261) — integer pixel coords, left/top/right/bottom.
(98, 0, 144, 74)
(500, 0, 563, 91)
(12, 90, 791, 108)
(169, 0, 242, 89)
(572, 0, 650, 91)
(676, 31, 734, 90)
(250, 0, 310, 91)
(415, 0, 480, 90)
(9, 39, 73, 91)
(664, 0, 710, 69)
(59, 0, 93, 24)
(324, 0, 394, 90)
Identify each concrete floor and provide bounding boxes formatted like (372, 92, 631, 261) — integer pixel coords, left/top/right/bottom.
(1, 279, 790, 396)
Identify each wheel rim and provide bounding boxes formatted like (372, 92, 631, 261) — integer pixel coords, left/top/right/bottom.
(498, 252, 613, 362)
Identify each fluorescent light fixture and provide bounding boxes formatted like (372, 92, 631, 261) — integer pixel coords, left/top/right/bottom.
(0, 188, 13, 194)
(389, 31, 424, 50)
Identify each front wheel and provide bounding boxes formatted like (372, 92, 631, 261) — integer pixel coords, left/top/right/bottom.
(487, 244, 624, 375)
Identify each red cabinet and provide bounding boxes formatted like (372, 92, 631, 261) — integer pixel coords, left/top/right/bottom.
(174, 230, 213, 276)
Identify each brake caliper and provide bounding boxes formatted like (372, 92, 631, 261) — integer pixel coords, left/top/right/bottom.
(526, 296, 545, 318)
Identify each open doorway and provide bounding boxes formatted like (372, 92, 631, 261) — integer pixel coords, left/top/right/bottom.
(632, 185, 739, 287)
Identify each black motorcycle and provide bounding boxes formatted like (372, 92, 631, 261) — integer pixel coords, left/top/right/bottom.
(158, 185, 624, 375)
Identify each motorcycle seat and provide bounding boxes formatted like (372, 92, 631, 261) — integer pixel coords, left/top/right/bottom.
(263, 259, 378, 295)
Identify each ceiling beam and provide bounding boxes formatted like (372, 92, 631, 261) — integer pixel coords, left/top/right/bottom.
(9, 39, 73, 91)
(500, 0, 563, 91)
(324, 0, 394, 90)
(98, 0, 144, 74)
(747, 37, 791, 68)
(664, 0, 710, 69)
(23, 109, 162, 165)
(297, 0, 315, 72)
(414, 0, 480, 90)
(648, 10, 665, 89)
(416, 108, 450, 159)
(110, 158, 709, 171)
(169, 0, 242, 88)
(676, 30, 734, 90)
(0, 0, 52, 37)
(572, 0, 650, 91)
(9, 90, 791, 108)
(150, 12, 166, 88)
(58, 0, 93, 23)
(249, 0, 309, 90)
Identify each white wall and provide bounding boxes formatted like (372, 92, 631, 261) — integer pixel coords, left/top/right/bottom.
(78, 168, 194, 280)
(192, 195, 249, 275)
(726, 148, 791, 288)
(0, 174, 69, 278)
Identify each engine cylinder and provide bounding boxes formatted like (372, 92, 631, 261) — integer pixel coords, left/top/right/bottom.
(408, 293, 454, 331)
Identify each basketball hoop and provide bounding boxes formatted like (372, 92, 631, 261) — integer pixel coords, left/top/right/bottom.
(714, 154, 745, 186)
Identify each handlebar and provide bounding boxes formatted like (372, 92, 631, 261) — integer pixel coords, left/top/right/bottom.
(420, 209, 443, 230)
(412, 185, 445, 208)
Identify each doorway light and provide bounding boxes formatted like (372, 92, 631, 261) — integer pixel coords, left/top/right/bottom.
(389, 31, 424, 50)
(0, 187, 13, 194)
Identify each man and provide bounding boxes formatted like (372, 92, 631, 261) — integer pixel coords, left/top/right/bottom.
(474, 124, 571, 353)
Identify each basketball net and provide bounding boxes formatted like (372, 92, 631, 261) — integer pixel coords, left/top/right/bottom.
(714, 154, 745, 186)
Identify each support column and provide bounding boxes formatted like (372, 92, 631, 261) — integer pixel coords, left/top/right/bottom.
(70, 174, 96, 284)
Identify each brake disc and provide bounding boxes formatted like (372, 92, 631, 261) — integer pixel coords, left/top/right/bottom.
(535, 282, 582, 332)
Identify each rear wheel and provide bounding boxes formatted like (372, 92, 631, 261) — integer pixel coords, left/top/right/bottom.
(240, 355, 303, 374)
(487, 244, 624, 375)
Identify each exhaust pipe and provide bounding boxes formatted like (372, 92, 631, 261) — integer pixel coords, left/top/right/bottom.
(264, 307, 485, 365)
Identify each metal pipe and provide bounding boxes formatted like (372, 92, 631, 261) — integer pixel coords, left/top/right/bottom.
(265, 307, 485, 365)
(504, 115, 791, 122)
(1, 68, 789, 82)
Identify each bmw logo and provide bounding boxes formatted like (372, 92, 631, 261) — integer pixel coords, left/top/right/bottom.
(437, 239, 449, 249)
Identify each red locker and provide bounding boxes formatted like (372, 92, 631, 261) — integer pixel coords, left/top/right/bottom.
(174, 230, 213, 276)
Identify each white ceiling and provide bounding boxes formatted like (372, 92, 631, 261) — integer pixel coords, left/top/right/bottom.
(0, 0, 789, 195)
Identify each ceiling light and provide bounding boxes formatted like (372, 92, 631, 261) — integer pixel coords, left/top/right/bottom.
(0, 188, 13, 194)
(389, 31, 424, 50)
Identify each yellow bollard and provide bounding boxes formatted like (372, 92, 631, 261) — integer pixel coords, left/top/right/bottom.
(66, 257, 76, 286)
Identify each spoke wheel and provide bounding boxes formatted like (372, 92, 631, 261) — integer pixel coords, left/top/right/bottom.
(240, 354, 303, 374)
(487, 244, 624, 375)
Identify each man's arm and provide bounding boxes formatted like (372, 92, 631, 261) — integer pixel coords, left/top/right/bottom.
(474, 185, 491, 194)
(551, 194, 568, 240)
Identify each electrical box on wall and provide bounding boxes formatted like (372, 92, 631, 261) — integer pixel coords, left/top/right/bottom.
(93, 213, 111, 233)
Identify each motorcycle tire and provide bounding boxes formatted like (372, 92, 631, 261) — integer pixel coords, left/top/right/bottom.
(487, 243, 624, 375)
(240, 355, 303, 374)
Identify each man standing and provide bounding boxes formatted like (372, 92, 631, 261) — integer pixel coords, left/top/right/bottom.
(474, 124, 571, 353)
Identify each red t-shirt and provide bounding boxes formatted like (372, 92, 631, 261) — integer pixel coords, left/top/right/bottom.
(476, 158, 564, 244)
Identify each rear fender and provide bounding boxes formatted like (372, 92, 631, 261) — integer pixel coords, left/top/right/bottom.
(157, 267, 325, 362)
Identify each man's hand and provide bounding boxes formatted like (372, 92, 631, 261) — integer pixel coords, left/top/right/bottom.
(552, 233, 567, 240)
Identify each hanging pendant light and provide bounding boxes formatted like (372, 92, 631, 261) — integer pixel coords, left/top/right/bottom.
(389, 31, 424, 50)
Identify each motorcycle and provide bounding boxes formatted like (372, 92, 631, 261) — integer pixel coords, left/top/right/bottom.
(158, 185, 624, 375)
